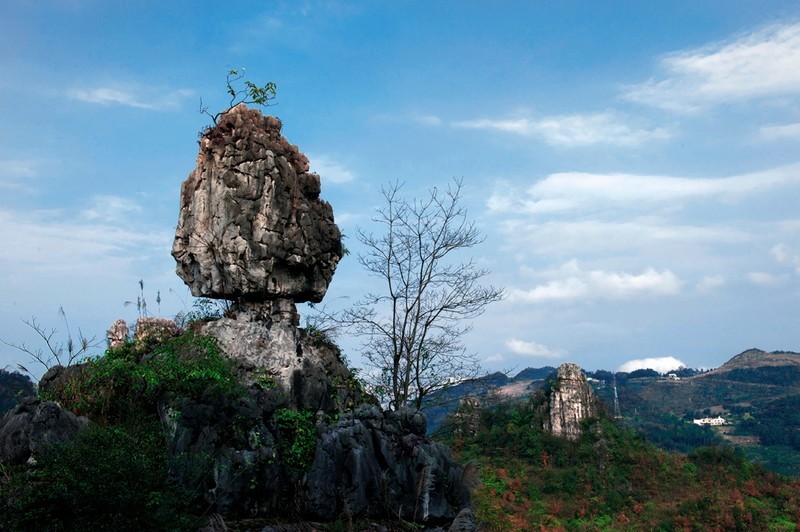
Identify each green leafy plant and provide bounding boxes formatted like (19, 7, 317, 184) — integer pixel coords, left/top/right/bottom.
(1, 423, 202, 530)
(200, 68, 277, 125)
(43, 331, 242, 425)
(274, 408, 317, 473)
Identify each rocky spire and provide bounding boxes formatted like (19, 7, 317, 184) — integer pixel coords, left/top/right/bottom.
(543, 362, 601, 440)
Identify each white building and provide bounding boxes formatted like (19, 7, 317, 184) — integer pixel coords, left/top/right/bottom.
(692, 416, 725, 426)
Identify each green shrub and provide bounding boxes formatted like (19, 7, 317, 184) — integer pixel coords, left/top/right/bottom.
(2, 423, 202, 531)
(275, 408, 317, 472)
(45, 332, 242, 424)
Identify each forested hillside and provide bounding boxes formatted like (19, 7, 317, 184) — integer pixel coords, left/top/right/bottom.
(437, 394, 800, 530)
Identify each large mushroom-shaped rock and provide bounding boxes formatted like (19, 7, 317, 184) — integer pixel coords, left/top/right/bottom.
(172, 104, 343, 303)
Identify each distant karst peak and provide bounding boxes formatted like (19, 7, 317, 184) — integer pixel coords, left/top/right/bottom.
(543, 362, 601, 440)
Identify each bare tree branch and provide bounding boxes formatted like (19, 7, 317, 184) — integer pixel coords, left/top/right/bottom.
(0, 311, 101, 378)
(342, 179, 505, 410)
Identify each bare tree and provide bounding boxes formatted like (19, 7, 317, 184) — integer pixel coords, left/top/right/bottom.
(1, 307, 100, 378)
(345, 179, 504, 410)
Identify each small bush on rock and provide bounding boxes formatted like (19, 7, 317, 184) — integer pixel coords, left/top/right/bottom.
(275, 408, 317, 473)
(44, 331, 242, 425)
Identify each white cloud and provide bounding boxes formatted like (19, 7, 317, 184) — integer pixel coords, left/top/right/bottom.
(68, 86, 193, 111)
(509, 277, 587, 303)
(618, 356, 686, 373)
(308, 154, 356, 184)
(589, 268, 682, 297)
(748, 271, 780, 286)
(760, 122, 800, 141)
(81, 195, 143, 223)
(505, 338, 566, 359)
(624, 22, 800, 111)
(771, 244, 800, 274)
(487, 163, 800, 215)
(453, 117, 531, 135)
(509, 261, 682, 303)
(0, 207, 169, 277)
(696, 275, 725, 292)
(0, 159, 40, 191)
(0, 159, 38, 178)
(413, 114, 442, 126)
(453, 111, 668, 147)
(497, 217, 749, 257)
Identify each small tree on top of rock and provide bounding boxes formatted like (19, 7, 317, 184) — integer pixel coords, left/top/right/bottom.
(345, 179, 504, 410)
(200, 68, 277, 125)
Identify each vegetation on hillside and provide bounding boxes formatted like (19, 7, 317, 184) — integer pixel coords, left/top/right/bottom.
(438, 395, 800, 530)
(0, 332, 242, 530)
(585, 361, 800, 478)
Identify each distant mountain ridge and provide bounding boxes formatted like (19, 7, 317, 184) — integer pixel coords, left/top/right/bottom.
(703, 348, 800, 374)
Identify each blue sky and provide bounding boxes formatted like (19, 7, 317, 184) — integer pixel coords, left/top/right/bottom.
(2, 1, 800, 378)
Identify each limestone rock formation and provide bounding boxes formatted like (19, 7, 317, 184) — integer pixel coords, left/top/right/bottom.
(201, 304, 362, 413)
(163, 390, 470, 527)
(543, 362, 601, 440)
(172, 104, 342, 303)
(0, 397, 89, 465)
(304, 405, 469, 524)
(0, 104, 474, 529)
(106, 318, 129, 349)
(133, 316, 181, 344)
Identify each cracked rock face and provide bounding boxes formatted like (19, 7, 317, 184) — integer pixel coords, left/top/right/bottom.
(543, 362, 600, 441)
(172, 104, 342, 303)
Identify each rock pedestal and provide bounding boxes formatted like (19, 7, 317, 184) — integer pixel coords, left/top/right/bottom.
(200, 302, 361, 413)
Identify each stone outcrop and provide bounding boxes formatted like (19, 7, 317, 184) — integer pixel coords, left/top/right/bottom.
(163, 390, 469, 527)
(542, 362, 601, 440)
(170, 103, 356, 416)
(0, 397, 89, 465)
(201, 304, 362, 413)
(133, 316, 181, 344)
(0, 105, 473, 530)
(304, 406, 469, 524)
(106, 318, 129, 349)
(171, 104, 342, 303)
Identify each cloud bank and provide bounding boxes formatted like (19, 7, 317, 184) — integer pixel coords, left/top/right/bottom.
(618, 356, 686, 373)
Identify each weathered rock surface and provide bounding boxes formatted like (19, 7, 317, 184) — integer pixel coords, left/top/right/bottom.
(304, 405, 469, 524)
(172, 104, 342, 303)
(133, 316, 181, 344)
(161, 386, 470, 528)
(201, 303, 362, 413)
(0, 103, 474, 530)
(543, 362, 601, 440)
(0, 396, 89, 465)
(106, 318, 129, 349)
